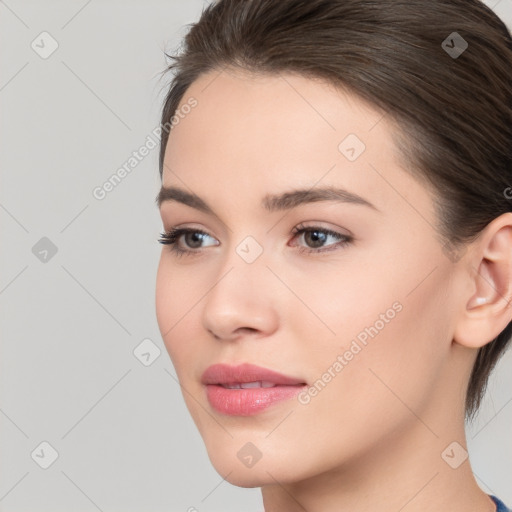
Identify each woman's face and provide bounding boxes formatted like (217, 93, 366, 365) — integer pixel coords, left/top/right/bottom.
(156, 69, 468, 486)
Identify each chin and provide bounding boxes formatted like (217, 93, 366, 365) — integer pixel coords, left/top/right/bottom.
(207, 456, 266, 487)
(205, 445, 306, 488)
(224, 471, 268, 488)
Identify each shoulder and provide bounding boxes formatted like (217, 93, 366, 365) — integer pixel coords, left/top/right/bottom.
(490, 495, 512, 512)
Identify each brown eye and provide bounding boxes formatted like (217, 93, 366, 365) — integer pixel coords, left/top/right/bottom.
(290, 225, 353, 254)
(158, 228, 219, 255)
(303, 229, 328, 248)
(183, 231, 207, 249)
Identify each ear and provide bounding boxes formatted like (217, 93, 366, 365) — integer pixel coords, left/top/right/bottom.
(453, 212, 512, 349)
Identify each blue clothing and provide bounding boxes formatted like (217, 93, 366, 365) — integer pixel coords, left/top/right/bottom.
(490, 495, 512, 512)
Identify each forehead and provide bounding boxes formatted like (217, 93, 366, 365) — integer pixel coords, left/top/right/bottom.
(169, 68, 386, 157)
(162, 68, 434, 222)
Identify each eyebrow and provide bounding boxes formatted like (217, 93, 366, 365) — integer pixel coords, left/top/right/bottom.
(156, 185, 379, 214)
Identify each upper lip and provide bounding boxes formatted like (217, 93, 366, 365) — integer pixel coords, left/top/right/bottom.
(201, 363, 306, 386)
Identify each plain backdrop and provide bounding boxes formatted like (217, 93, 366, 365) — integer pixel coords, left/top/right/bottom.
(1, 1, 511, 511)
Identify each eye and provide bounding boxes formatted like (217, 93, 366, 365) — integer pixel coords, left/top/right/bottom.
(158, 227, 219, 256)
(290, 224, 353, 254)
(158, 224, 353, 256)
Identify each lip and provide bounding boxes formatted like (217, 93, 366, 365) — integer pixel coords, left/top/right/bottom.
(201, 363, 307, 416)
(201, 363, 306, 386)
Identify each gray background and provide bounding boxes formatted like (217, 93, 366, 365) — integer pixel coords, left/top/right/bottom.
(1, 1, 511, 511)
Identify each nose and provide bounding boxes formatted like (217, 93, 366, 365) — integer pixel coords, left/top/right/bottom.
(201, 259, 279, 342)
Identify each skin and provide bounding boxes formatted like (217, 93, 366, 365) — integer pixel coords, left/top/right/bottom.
(155, 68, 512, 512)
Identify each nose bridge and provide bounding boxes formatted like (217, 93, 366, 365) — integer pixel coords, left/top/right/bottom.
(201, 236, 279, 339)
(212, 230, 270, 295)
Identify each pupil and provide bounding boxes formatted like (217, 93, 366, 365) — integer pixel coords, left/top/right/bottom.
(306, 230, 326, 248)
(187, 232, 203, 248)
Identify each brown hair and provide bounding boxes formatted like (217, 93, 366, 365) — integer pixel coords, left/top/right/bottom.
(158, 0, 512, 421)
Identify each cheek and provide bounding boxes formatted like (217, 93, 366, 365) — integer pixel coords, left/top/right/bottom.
(155, 255, 197, 364)
(155, 257, 211, 433)
(283, 257, 402, 352)
(289, 256, 450, 424)
(155, 255, 174, 338)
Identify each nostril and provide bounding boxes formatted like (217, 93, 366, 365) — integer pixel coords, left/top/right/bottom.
(237, 327, 259, 335)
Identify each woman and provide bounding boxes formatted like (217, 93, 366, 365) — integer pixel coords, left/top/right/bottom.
(155, 1, 512, 510)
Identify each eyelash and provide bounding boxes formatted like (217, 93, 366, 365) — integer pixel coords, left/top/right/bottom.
(158, 224, 353, 257)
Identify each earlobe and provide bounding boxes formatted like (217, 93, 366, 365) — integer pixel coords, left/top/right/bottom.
(466, 257, 497, 312)
(453, 213, 512, 349)
(467, 296, 488, 308)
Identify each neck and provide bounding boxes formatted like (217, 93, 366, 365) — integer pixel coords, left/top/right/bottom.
(261, 407, 495, 512)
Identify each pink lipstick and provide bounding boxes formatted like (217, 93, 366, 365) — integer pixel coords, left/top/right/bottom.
(201, 363, 307, 416)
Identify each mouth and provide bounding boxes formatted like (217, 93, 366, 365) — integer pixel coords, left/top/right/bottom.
(201, 363, 307, 416)
(201, 362, 306, 386)
(218, 381, 282, 389)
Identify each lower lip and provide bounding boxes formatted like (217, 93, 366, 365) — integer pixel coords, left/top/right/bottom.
(205, 384, 306, 416)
